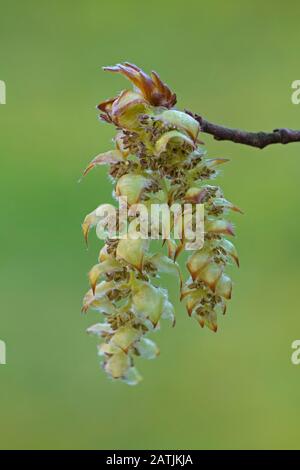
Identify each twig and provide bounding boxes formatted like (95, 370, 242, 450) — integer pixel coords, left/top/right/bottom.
(187, 112, 300, 149)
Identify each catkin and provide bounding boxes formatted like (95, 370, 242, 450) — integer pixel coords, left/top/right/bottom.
(82, 63, 240, 384)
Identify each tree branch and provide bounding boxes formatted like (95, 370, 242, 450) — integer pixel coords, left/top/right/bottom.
(188, 112, 300, 149)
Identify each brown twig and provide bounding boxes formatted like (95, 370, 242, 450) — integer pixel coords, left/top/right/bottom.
(187, 112, 300, 149)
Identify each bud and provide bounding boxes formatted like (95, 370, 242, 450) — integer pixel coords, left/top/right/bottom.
(123, 367, 142, 386)
(135, 338, 159, 359)
(110, 90, 151, 129)
(111, 326, 140, 352)
(155, 109, 200, 141)
(161, 299, 176, 326)
(82, 280, 116, 313)
(98, 342, 119, 356)
(195, 263, 223, 291)
(187, 250, 212, 280)
(185, 289, 206, 316)
(148, 253, 181, 284)
(104, 350, 131, 379)
(132, 282, 165, 327)
(184, 187, 209, 204)
(82, 150, 123, 177)
(206, 218, 235, 236)
(82, 289, 116, 315)
(82, 204, 116, 244)
(86, 323, 113, 336)
(116, 238, 148, 270)
(212, 197, 243, 214)
(220, 239, 239, 267)
(216, 274, 232, 299)
(103, 62, 176, 108)
(116, 174, 150, 205)
(88, 259, 122, 293)
(114, 131, 130, 157)
(205, 158, 230, 168)
(98, 245, 110, 262)
(155, 130, 196, 156)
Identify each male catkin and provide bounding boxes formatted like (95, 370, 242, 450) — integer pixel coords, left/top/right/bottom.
(82, 63, 240, 384)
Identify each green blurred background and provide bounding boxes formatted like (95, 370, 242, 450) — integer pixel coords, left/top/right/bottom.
(1, 0, 300, 450)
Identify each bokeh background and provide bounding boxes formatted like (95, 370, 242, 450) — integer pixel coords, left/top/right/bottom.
(1, 0, 300, 450)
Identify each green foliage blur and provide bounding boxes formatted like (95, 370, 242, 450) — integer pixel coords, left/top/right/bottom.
(1, 0, 300, 450)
